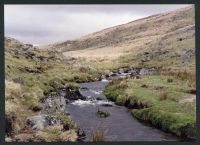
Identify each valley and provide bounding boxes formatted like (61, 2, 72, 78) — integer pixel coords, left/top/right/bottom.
(5, 5, 196, 142)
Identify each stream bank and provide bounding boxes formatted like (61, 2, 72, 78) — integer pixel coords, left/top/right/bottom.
(11, 66, 193, 141)
(65, 67, 181, 141)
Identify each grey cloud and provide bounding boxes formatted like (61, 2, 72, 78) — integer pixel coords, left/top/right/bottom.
(11, 4, 190, 14)
(4, 4, 191, 45)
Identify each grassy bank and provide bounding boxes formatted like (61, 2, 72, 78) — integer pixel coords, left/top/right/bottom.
(5, 38, 107, 141)
(104, 73, 196, 139)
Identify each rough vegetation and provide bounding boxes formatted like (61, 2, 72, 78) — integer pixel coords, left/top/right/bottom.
(104, 74, 196, 139)
(5, 37, 103, 141)
(91, 126, 107, 141)
(5, 5, 196, 141)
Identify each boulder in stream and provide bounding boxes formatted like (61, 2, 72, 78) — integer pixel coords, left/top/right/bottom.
(96, 110, 110, 118)
(64, 88, 86, 101)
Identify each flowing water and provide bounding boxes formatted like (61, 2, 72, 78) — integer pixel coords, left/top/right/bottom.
(66, 74, 179, 141)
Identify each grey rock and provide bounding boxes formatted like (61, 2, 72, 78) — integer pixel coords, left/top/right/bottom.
(37, 56, 48, 61)
(139, 68, 156, 75)
(129, 69, 138, 76)
(13, 77, 25, 85)
(101, 104, 113, 107)
(182, 54, 190, 66)
(64, 88, 86, 101)
(64, 56, 76, 64)
(42, 94, 66, 114)
(152, 48, 168, 57)
(24, 51, 35, 59)
(26, 115, 59, 130)
(109, 72, 117, 77)
(139, 48, 168, 62)
(96, 97, 103, 100)
(139, 68, 148, 75)
(179, 48, 195, 66)
(65, 56, 76, 61)
(119, 68, 124, 74)
(73, 64, 88, 72)
(101, 75, 106, 79)
(73, 64, 83, 69)
(140, 52, 151, 62)
(5, 137, 13, 142)
(27, 115, 47, 130)
(80, 87, 89, 90)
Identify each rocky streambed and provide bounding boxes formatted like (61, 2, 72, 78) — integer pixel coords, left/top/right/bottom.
(65, 68, 180, 141)
(7, 84, 86, 142)
(22, 67, 179, 142)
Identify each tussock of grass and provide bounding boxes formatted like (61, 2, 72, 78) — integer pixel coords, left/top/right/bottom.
(91, 126, 107, 141)
(159, 91, 169, 101)
(167, 78, 173, 83)
(35, 125, 78, 142)
(5, 80, 24, 134)
(54, 112, 76, 130)
(159, 69, 195, 86)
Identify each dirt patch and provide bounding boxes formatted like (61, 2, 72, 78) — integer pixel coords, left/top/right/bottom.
(179, 95, 196, 104)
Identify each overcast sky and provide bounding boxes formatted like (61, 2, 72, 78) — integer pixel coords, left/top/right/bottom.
(4, 4, 191, 45)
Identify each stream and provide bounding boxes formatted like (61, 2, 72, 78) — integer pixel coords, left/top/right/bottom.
(65, 73, 179, 141)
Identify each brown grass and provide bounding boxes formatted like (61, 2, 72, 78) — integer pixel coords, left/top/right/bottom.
(5, 80, 21, 100)
(5, 80, 24, 135)
(35, 125, 78, 142)
(159, 69, 195, 87)
(91, 126, 107, 141)
(159, 91, 169, 101)
(167, 78, 173, 83)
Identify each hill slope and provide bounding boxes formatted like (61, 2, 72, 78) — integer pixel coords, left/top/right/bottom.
(5, 37, 105, 142)
(40, 6, 194, 60)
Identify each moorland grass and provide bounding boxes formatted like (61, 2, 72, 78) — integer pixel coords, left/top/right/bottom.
(5, 46, 104, 135)
(104, 74, 196, 139)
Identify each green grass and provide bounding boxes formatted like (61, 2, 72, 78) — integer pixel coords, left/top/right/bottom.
(53, 112, 77, 129)
(118, 25, 195, 70)
(5, 43, 103, 135)
(104, 74, 196, 139)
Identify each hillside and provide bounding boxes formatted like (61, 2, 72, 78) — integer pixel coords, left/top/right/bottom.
(5, 37, 106, 142)
(40, 6, 194, 60)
